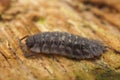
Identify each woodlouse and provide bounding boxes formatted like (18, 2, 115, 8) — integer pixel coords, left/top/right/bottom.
(20, 31, 107, 59)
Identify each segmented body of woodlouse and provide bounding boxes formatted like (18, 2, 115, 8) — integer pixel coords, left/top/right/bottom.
(21, 31, 107, 59)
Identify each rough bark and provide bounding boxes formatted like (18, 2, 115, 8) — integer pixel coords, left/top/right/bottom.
(0, 0, 120, 80)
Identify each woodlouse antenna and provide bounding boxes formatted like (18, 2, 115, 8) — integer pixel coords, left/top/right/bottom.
(19, 35, 29, 42)
(105, 46, 120, 54)
(19, 35, 29, 47)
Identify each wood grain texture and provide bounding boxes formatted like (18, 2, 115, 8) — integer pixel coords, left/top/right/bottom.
(0, 0, 120, 80)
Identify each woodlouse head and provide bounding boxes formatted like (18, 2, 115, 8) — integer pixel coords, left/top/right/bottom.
(25, 36, 35, 49)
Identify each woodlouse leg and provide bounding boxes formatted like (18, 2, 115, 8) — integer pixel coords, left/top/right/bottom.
(20, 44, 34, 58)
(19, 35, 36, 58)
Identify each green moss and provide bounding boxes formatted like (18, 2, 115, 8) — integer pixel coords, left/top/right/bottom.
(73, 70, 95, 80)
(92, 68, 120, 80)
(75, 75, 83, 80)
(37, 18, 45, 24)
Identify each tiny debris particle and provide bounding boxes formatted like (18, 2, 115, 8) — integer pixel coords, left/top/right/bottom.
(20, 31, 107, 59)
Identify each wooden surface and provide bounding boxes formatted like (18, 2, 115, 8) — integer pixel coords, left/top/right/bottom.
(0, 0, 120, 80)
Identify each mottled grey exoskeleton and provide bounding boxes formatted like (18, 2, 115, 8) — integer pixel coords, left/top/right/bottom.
(20, 31, 107, 59)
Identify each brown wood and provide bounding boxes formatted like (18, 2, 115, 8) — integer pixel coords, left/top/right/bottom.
(0, 0, 120, 80)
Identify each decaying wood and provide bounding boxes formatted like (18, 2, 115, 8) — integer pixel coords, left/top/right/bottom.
(0, 0, 10, 13)
(0, 0, 120, 80)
